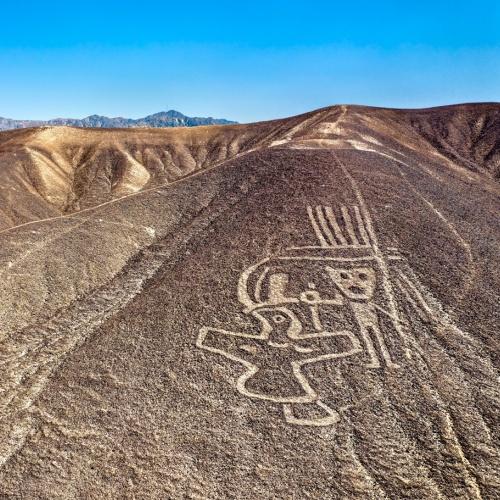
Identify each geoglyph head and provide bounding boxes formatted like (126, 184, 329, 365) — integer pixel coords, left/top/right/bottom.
(324, 267, 376, 300)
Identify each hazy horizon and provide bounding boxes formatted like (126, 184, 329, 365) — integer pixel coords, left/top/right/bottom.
(1, 1, 499, 123)
(3, 101, 500, 126)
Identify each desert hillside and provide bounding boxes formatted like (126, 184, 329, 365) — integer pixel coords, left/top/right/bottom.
(0, 103, 499, 498)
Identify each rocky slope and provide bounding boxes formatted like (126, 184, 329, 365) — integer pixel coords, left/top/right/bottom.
(0, 103, 498, 499)
(0, 110, 237, 131)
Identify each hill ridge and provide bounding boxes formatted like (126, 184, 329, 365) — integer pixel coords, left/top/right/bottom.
(0, 103, 498, 232)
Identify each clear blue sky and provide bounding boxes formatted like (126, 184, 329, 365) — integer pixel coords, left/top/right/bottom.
(1, 1, 499, 123)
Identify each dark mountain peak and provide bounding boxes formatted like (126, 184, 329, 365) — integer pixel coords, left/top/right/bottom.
(165, 110, 187, 118)
(144, 110, 185, 119)
(85, 114, 110, 120)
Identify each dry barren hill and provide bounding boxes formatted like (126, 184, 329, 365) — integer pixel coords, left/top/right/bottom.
(0, 103, 499, 498)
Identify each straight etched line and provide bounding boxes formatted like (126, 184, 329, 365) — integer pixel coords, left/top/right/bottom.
(307, 205, 329, 247)
(354, 205, 370, 245)
(315, 206, 337, 246)
(286, 245, 371, 250)
(341, 205, 360, 245)
(278, 255, 375, 262)
(398, 272, 434, 316)
(324, 206, 348, 245)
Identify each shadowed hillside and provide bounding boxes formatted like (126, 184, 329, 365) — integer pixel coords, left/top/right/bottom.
(0, 103, 498, 499)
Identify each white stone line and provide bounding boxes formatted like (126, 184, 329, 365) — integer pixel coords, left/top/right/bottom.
(306, 205, 329, 247)
(353, 205, 370, 245)
(315, 206, 337, 246)
(324, 206, 348, 245)
(341, 205, 360, 246)
(254, 267, 270, 303)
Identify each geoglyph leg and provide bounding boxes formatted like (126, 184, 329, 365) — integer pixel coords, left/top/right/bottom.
(283, 400, 340, 427)
(350, 302, 399, 369)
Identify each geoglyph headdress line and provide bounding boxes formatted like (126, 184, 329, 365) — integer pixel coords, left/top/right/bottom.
(305, 204, 372, 248)
(238, 205, 380, 312)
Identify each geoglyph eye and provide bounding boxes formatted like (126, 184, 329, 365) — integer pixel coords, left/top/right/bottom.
(273, 314, 286, 323)
(325, 266, 376, 300)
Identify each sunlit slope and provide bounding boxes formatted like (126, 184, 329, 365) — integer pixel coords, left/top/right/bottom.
(1, 103, 497, 231)
(0, 114, 316, 228)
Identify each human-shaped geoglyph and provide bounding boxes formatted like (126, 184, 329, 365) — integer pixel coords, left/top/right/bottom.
(197, 203, 440, 426)
(198, 303, 361, 426)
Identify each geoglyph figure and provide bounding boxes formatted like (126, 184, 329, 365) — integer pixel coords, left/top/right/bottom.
(197, 203, 438, 426)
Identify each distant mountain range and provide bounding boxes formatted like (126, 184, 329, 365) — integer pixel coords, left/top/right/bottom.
(0, 110, 237, 130)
